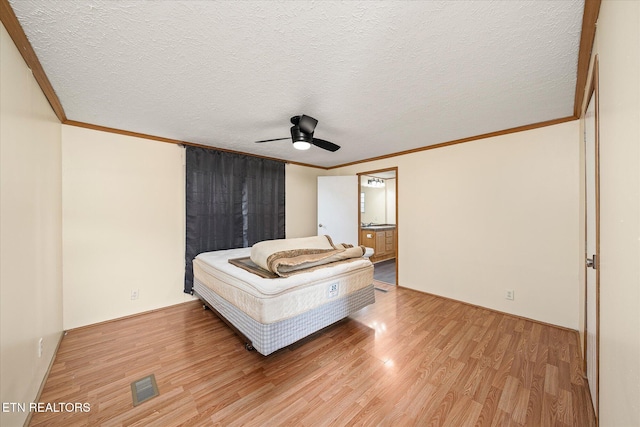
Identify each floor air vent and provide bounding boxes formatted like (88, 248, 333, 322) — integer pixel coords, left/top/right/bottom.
(131, 374, 159, 406)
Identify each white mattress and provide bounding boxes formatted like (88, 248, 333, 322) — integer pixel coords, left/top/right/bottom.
(193, 247, 374, 324)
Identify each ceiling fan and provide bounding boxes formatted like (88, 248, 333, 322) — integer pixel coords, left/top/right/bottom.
(255, 115, 340, 152)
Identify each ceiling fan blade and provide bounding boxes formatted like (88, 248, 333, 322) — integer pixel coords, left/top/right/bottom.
(312, 138, 340, 152)
(255, 137, 290, 143)
(298, 115, 318, 134)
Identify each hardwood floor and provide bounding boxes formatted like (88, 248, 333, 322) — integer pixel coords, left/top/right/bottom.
(30, 283, 595, 426)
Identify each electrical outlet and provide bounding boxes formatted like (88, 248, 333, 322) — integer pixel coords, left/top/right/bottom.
(38, 338, 43, 358)
(505, 289, 515, 300)
(131, 289, 139, 300)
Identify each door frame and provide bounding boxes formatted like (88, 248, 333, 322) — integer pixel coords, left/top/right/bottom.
(357, 167, 399, 286)
(583, 55, 600, 418)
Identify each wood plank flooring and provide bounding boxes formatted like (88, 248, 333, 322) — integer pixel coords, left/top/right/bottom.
(30, 283, 596, 426)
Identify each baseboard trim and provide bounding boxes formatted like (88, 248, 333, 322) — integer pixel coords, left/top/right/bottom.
(23, 330, 65, 427)
(397, 284, 579, 335)
(65, 300, 200, 333)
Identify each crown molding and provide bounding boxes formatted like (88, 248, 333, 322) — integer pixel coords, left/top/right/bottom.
(0, 0, 66, 122)
(573, 0, 602, 119)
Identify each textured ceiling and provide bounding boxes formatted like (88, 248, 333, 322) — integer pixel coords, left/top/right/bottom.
(9, 0, 584, 168)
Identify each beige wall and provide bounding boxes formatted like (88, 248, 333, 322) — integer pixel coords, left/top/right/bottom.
(0, 24, 63, 427)
(386, 178, 397, 224)
(590, 1, 640, 424)
(61, 135, 322, 329)
(332, 121, 581, 329)
(61, 126, 193, 329)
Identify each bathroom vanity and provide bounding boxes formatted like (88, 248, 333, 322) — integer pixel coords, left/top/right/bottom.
(360, 225, 396, 263)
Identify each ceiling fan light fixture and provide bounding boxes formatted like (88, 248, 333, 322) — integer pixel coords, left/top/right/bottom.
(255, 115, 340, 152)
(293, 140, 311, 150)
(290, 125, 312, 150)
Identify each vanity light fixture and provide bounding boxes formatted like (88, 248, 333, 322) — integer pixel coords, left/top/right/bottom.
(366, 178, 385, 188)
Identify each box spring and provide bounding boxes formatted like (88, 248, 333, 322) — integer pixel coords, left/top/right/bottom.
(194, 279, 374, 355)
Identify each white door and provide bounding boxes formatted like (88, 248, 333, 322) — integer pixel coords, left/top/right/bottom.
(317, 176, 358, 245)
(585, 89, 599, 415)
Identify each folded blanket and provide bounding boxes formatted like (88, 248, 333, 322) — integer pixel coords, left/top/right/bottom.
(250, 235, 367, 278)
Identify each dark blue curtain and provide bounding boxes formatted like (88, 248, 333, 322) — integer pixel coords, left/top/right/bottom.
(184, 147, 285, 293)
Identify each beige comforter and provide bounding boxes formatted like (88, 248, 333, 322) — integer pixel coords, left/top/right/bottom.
(250, 235, 367, 277)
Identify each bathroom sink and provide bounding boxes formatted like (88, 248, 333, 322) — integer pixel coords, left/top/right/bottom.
(361, 224, 396, 230)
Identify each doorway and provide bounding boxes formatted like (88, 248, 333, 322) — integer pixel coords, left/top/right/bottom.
(584, 57, 600, 418)
(358, 168, 398, 286)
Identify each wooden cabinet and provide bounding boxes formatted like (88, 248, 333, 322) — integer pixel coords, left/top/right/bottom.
(385, 230, 394, 254)
(361, 230, 376, 253)
(376, 232, 387, 257)
(360, 227, 395, 263)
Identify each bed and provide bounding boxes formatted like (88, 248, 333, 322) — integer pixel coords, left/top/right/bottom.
(192, 236, 375, 355)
